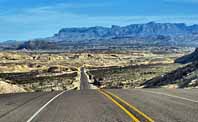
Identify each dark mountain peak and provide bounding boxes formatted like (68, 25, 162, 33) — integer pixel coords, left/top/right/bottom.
(111, 25, 121, 28)
(176, 23, 186, 26)
(190, 24, 198, 28)
(146, 21, 156, 25)
(188, 24, 198, 33)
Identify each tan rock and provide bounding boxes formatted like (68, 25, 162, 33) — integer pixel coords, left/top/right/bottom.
(0, 80, 26, 94)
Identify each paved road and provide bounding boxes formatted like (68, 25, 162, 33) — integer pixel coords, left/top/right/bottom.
(108, 89, 198, 122)
(0, 92, 60, 122)
(0, 89, 198, 122)
(80, 67, 90, 90)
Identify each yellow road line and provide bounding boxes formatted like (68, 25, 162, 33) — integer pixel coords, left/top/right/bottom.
(98, 90, 140, 122)
(104, 90, 155, 122)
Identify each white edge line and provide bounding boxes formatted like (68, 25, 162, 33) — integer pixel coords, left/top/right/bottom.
(26, 91, 66, 122)
(140, 90, 198, 103)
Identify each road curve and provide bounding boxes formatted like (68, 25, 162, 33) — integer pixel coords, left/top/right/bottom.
(0, 89, 197, 122)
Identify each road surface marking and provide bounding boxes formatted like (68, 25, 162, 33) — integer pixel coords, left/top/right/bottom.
(141, 90, 198, 103)
(98, 89, 140, 122)
(26, 91, 66, 122)
(105, 90, 154, 122)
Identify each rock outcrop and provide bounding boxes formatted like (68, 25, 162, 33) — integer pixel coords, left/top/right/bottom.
(175, 48, 198, 64)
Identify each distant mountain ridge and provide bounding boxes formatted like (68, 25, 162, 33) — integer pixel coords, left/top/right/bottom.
(49, 22, 198, 41)
(1, 22, 198, 50)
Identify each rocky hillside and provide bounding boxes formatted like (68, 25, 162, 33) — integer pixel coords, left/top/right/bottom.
(0, 79, 26, 94)
(141, 61, 198, 88)
(175, 48, 198, 64)
(141, 48, 198, 88)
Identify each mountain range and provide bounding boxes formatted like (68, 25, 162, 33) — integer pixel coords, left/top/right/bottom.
(49, 21, 198, 41)
(1, 22, 198, 50)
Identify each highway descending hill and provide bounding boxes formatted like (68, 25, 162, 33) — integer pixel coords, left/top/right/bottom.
(0, 71, 198, 122)
(80, 67, 90, 90)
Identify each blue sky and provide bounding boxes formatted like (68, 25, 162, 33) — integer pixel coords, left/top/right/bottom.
(0, 0, 198, 41)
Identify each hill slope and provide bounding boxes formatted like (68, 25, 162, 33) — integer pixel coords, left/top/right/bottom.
(0, 80, 26, 94)
(141, 62, 198, 88)
(175, 48, 198, 64)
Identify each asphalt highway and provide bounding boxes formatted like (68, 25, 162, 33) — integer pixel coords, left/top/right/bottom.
(0, 88, 198, 122)
(1, 68, 198, 122)
(80, 67, 90, 90)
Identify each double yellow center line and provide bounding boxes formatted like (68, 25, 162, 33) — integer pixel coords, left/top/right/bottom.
(98, 89, 154, 122)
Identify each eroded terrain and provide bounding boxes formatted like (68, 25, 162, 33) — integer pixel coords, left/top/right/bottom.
(0, 48, 191, 93)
